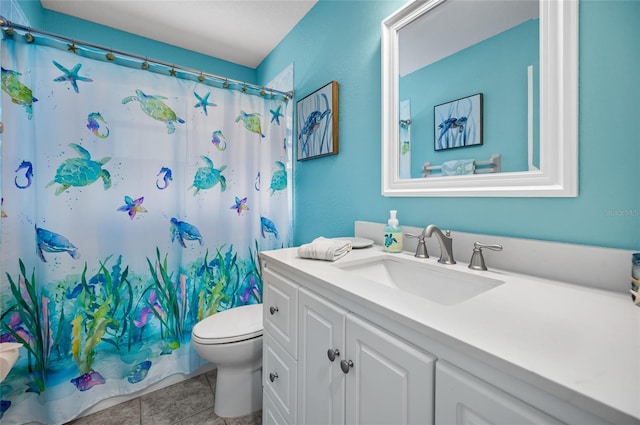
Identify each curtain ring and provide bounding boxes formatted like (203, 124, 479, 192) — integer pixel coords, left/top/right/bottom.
(3, 23, 14, 37)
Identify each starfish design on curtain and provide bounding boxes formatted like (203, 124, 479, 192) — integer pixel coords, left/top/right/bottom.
(52, 61, 93, 93)
(270, 104, 283, 125)
(230, 196, 249, 215)
(117, 195, 147, 220)
(193, 91, 216, 116)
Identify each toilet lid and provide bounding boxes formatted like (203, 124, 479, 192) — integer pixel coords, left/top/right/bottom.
(192, 303, 263, 343)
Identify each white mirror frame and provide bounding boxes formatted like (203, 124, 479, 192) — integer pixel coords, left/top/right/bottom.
(381, 0, 578, 197)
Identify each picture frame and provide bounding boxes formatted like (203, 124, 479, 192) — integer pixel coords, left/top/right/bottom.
(296, 81, 339, 161)
(434, 93, 483, 151)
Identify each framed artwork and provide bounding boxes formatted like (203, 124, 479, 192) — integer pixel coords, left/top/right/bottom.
(296, 81, 339, 160)
(434, 93, 483, 151)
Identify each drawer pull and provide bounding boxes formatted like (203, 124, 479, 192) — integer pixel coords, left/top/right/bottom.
(340, 359, 354, 374)
(327, 348, 340, 362)
(269, 306, 279, 315)
(269, 372, 279, 382)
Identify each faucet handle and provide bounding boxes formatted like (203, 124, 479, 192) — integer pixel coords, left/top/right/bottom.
(405, 233, 429, 258)
(468, 242, 503, 271)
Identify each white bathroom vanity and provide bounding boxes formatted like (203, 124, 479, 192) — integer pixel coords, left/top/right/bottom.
(260, 225, 639, 425)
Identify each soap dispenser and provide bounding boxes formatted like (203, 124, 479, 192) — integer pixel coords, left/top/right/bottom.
(384, 210, 403, 253)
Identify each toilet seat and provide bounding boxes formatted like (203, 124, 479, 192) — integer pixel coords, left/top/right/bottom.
(192, 303, 263, 344)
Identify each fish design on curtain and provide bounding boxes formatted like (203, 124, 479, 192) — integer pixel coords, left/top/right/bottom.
(0, 38, 291, 424)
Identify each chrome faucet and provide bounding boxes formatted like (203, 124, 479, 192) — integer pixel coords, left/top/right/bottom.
(425, 225, 456, 264)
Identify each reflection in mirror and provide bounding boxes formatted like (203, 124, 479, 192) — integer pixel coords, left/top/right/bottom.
(398, 0, 539, 179)
(381, 0, 578, 197)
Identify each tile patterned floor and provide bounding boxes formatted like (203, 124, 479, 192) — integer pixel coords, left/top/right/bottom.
(65, 370, 262, 425)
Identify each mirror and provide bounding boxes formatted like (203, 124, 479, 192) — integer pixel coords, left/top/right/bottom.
(381, 0, 578, 197)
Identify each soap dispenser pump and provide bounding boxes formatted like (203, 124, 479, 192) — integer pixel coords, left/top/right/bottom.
(384, 210, 403, 253)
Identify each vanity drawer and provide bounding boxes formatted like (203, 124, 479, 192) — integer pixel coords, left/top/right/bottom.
(263, 392, 289, 425)
(263, 267, 298, 357)
(263, 330, 297, 425)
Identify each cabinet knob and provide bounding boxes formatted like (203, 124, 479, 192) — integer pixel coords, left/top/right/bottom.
(269, 306, 279, 315)
(269, 372, 278, 382)
(340, 359, 354, 374)
(327, 348, 340, 362)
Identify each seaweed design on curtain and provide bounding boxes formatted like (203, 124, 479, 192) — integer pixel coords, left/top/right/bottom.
(0, 37, 291, 425)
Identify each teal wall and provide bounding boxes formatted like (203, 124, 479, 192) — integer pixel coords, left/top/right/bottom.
(16, 0, 43, 28)
(258, 0, 640, 250)
(17, 0, 256, 83)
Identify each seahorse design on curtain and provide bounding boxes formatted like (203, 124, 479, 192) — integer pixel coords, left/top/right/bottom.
(0, 38, 291, 425)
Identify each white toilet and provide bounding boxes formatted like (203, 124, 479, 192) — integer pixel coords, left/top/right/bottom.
(191, 303, 263, 418)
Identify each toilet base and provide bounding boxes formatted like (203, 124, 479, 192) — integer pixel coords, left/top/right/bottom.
(214, 363, 263, 418)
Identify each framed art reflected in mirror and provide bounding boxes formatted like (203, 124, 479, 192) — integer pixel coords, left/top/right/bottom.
(434, 93, 483, 151)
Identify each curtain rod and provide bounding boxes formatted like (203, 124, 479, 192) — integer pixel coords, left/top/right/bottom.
(0, 16, 293, 100)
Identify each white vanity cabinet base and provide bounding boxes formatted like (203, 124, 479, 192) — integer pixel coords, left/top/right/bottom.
(298, 287, 436, 425)
(345, 313, 436, 425)
(436, 360, 563, 425)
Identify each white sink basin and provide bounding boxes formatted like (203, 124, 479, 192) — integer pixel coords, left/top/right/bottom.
(336, 255, 505, 305)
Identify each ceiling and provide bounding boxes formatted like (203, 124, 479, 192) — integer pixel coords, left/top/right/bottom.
(40, 0, 318, 69)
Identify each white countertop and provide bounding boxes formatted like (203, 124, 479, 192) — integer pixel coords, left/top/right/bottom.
(261, 245, 640, 424)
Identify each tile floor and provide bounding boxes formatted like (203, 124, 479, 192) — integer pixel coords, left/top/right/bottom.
(65, 370, 262, 425)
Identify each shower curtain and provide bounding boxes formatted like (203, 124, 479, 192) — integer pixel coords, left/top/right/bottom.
(0, 37, 291, 424)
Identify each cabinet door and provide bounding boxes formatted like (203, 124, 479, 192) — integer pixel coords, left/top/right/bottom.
(344, 314, 436, 425)
(298, 288, 347, 425)
(436, 361, 564, 425)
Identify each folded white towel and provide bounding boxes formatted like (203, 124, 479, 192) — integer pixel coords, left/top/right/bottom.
(297, 237, 352, 261)
(441, 159, 475, 176)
